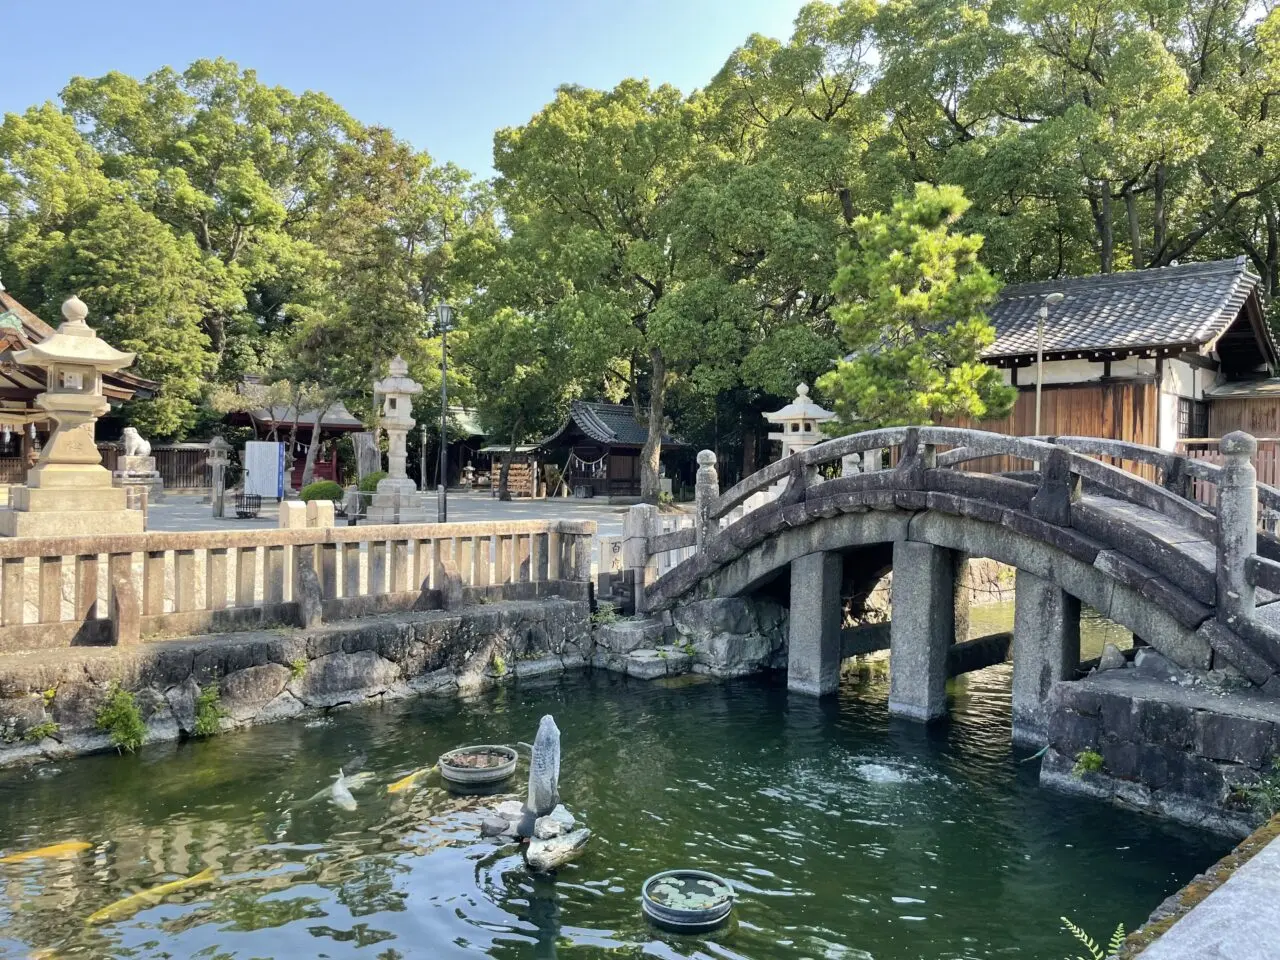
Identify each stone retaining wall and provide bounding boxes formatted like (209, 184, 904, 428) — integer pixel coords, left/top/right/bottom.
(1042, 669, 1280, 836)
(0, 598, 590, 767)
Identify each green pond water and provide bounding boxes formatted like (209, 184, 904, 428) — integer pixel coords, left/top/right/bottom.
(0, 655, 1229, 959)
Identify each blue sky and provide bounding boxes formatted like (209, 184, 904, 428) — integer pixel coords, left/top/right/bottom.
(2, 0, 808, 177)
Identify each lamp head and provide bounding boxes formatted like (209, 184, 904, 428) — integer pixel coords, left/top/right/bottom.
(436, 303, 454, 332)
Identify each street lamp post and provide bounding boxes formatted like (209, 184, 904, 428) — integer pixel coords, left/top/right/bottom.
(1035, 292, 1065, 437)
(436, 303, 454, 523)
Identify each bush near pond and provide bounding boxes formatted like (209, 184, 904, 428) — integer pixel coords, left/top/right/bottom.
(300, 480, 343, 502)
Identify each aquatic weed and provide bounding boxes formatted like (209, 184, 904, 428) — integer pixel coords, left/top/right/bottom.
(95, 684, 146, 753)
(194, 686, 226, 737)
(492, 653, 507, 676)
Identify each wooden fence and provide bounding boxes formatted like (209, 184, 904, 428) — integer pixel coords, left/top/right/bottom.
(0, 519, 595, 654)
(1176, 438, 1280, 513)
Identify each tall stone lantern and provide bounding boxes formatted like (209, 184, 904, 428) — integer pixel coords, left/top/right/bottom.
(0, 296, 144, 536)
(365, 355, 427, 523)
(763, 383, 835, 461)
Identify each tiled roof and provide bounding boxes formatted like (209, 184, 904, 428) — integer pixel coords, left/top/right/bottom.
(542, 401, 681, 448)
(984, 257, 1273, 363)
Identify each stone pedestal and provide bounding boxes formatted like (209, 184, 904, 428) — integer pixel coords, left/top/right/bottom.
(364, 478, 427, 524)
(112, 454, 163, 504)
(787, 551, 844, 696)
(1012, 569, 1080, 746)
(888, 540, 958, 722)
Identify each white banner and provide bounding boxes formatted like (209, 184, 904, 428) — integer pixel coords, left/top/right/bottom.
(243, 441, 284, 500)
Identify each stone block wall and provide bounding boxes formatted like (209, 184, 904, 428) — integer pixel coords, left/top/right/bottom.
(0, 598, 590, 767)
(1042, 670, 1280, 836)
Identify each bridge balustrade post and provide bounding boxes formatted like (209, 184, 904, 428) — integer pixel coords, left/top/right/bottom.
(841, 452, 861, 477)
(623, 503, 660, 613)
(694, 450, 719, 550)
(1217, 431, 1258, 626)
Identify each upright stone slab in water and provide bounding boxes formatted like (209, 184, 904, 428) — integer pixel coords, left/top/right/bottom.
(526, 714, 561, 817)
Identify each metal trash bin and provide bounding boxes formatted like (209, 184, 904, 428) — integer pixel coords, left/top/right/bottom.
(234, 493, 262, 519)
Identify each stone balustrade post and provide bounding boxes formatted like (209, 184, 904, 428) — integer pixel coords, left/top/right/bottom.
(1217, 431, 1258, 626)
(841, 452, 862, 477)
(623, 503, 660, 613)
(694, 450, 719, 550)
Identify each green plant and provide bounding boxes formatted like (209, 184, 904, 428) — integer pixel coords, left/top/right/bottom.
(95, 685, 146, 754)
(1231, 759, 1280, 817)
(23, 721, 59, 743)
(1073, 749, 1104, 777)
(1061, 917, 1125, 960)
(194, 686, 226, 737)
(590, 605, 620, 626)
(299, 480, 343, 503)
(682, 643, 696, 657)
(41, 687, 56, 706)
(657, 490, 675, 508)
(491, 653, 507, 676)
(289, 658, 308, 681)
(359, 471, 388, 493)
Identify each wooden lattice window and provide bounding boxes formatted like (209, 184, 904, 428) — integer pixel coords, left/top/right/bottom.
(1177, 397, 1209, 439)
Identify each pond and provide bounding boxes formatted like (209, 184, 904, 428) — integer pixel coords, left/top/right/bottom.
(0, 665, 1230, 959)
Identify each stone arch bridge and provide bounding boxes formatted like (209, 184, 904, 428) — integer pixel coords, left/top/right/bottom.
(626, 427, 1280, 745)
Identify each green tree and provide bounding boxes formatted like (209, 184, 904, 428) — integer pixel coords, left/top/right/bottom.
(817, 183, 1014, 431)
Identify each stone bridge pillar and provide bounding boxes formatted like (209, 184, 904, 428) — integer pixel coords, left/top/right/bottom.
(787, 551, 844, 696)
(1011, 570, 1080, 746)
(888, 540, 959, 722)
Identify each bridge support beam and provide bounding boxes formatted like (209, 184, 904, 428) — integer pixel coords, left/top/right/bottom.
(889, 540, 958, 722)
(1011, 569, 1080, 747)
(787, 551, 844, 696)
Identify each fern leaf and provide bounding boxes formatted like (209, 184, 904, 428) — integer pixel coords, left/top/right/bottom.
(1108, 923, 1127, 952)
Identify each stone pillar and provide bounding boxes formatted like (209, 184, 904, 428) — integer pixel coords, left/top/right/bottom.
(1217, 431, 1258, 627)
(623, 503, 659, 613)
(694, 450, 719, 549)
(787, 551, 844, 696)
(207, 437, 231, 518)
(841, 452, 862, 477)
(888, 540, 958, 722)
(1011, 569, 1080, 746)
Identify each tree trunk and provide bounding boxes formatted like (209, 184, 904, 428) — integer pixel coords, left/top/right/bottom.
(1153, 163, 1167, 263)
(1098, 184, 1114, 273)
(741, 424, 758, 477)
(1125, 186, 1142, 268)
(299, 405, 330, 488)
(639, 347, 667, 503)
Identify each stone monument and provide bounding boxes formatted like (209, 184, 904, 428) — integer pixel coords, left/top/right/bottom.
(112, 426, 163, 504)
(0, 297, 143, 537)
(364, 356, 426, 523)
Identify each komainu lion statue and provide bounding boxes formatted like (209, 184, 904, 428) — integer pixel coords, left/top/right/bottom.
(121, 427, 151, 458)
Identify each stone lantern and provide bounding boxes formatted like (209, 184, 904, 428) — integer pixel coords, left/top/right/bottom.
(0, 296, 144, 536)
(365, 355, 427, 523)
(206, 436, 233, 519)
(763, 383, 835, 461)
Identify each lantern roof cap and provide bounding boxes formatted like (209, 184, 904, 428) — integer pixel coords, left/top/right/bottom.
(374, 355, 422, 396)
(13, 297, 135, 371)
(763, 383, 834, 424)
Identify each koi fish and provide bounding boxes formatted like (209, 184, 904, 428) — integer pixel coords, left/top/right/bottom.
(85, 866, 218, 925)
(331, 769, 356, 811)
(387, 765, 435, 794)
(299, 770, 375, 805)
(0, 841, 92, 863)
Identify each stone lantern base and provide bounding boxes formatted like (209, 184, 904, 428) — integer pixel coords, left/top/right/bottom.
(0, 477, 143, 537)
(363, 477, 428, 524)
(112, 455, 164, 505)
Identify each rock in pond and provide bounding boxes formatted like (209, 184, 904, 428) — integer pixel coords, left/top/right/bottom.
(1098, 643, 1127, 672)
(525, 827, 591, 872)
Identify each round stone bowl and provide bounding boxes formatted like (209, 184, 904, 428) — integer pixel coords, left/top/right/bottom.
(641, 869, 735, 933)
(438, 744, 518, 787)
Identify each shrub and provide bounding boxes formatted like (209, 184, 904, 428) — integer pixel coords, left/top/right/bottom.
(1231, 758, 1280, 818)
(1072, 748, 1104, 777)
(96, 685, 146, 753)
(23, 721, 59, 743)
(590, 605, 620, 626)
(194, 686, 226, 738)
(491, 653, 507, 676)
(300, 480, 343, 502)
(358, 471, 387, 493)
(289, 658, 308, 681)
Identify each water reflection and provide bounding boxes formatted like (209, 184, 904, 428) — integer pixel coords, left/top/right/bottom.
(0, 667, 1229, 959)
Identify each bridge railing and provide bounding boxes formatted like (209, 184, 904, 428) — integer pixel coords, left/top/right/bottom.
(624, 427, 1273, 627)
(0, 519, 596, 654)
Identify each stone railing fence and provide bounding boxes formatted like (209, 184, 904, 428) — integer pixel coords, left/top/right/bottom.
(622, 427, 1279, 631)
(0, 520, 595, 654)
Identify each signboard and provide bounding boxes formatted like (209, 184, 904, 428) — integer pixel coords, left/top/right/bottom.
(243, 441, 285, 500)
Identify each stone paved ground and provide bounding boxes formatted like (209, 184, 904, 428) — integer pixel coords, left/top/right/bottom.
(145, 490, 633, 541)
